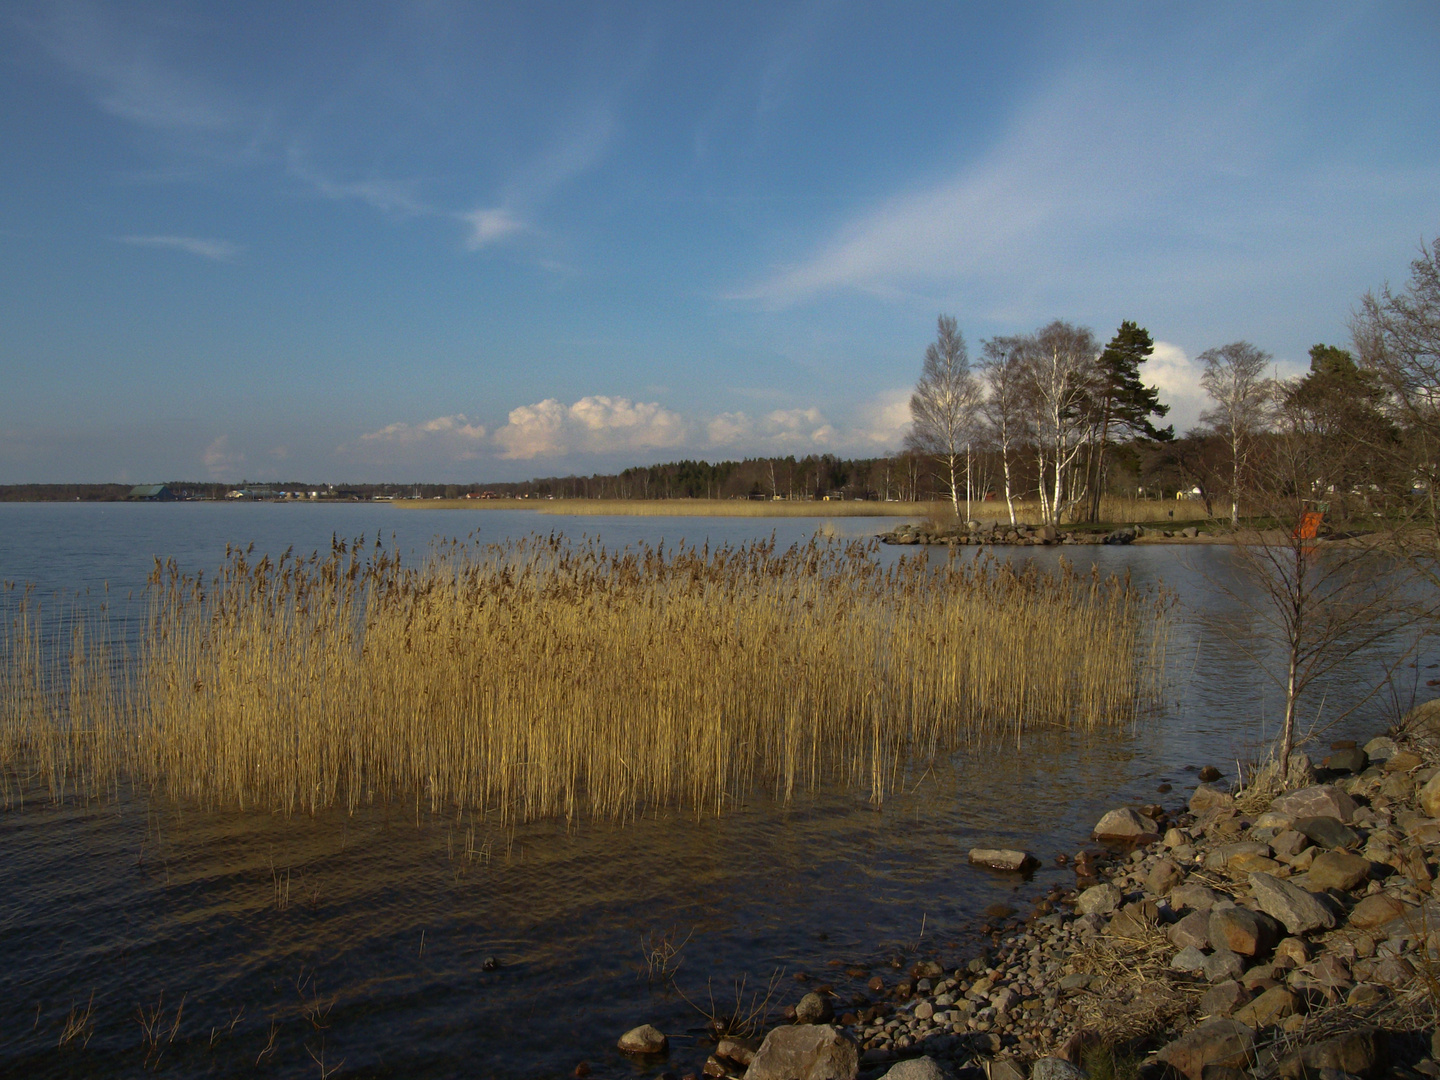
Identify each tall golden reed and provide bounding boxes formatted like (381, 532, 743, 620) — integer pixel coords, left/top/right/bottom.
(2, 535, 1167, 822)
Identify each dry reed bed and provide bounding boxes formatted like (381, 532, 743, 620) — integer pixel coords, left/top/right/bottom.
(396, 496, 1210, 524)
(2, 535, 1167, 823)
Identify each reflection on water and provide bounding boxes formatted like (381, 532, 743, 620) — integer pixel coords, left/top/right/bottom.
(0, 503, 1431, 1078)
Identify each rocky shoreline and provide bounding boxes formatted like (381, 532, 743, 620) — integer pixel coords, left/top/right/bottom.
(879, 521, 1205, 547)
(611, 702, 1440, 1080)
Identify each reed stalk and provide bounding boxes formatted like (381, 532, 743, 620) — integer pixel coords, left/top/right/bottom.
(1, 535, 1167, 823)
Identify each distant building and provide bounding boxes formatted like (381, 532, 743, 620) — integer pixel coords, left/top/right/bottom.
(128, 484, 174, 501)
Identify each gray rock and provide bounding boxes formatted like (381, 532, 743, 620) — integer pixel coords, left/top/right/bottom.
(1058, 973, 1092, 991)
(1169, 909, 1211, 950)
(718, 1038, 759, 1067)
(795, 991, 834, 1024)
(1075, 883, 1122, 916)
(1170, 883, 1220, 913)
(1158, 1018, 1256, 1080)
(1171, 945, 1208, 972)
(1199, 980, 1249, 1017)
(1031, 1059, 1087, 1080)
(1270, 784, 1357, 823)
(745, 1024, 858, 1080)
(1093, 807, 1159, 840)
(879, 1058, 949, 1080)
(1285, 752, 1320, 788)
(1146, 858, 1184, 896)
(968, 848, 1037, 872)
(1270, 829, 1310, 858)
(1296, 816, 1359, 849)
(1204, 948, 1247, 982)
(1248, 871, 1337, 934)
(1364, 736, 1397, 761)
(618, 1024, 669, 1055)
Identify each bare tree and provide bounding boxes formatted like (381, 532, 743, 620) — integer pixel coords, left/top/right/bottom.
(1198, 341, 1272, 527)
(1025, 321, 1100, 526)
(978, 335, 1029, 525)
(1229, 378, 1416, 776)
(908, 315, 982, 521)
(1352, 235, 1440, 542)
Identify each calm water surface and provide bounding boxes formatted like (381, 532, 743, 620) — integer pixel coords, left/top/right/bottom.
(0, 503, 1428, 1079)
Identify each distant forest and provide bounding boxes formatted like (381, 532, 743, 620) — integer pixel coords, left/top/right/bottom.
(0, 442, 1203, 504)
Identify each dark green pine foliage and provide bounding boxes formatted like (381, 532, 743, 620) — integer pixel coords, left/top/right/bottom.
(1085, 321, 1172, 521)
(1097, 321, 1171, 442)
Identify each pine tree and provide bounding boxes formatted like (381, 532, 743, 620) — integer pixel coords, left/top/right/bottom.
(1085, 321, 1172, 522)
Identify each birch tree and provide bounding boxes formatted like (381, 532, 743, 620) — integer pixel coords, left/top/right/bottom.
(978, 335, 1029, 525)
(908, 315, 982, 521)
(1197, 341, 1272, 527)
(1026, 321, 1100, 526)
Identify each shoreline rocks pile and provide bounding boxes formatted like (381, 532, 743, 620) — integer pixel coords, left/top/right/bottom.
(617, 706, 1440, 1080)
(879, 522, 1181, 547)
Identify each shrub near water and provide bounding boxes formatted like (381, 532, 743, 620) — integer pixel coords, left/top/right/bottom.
(3, 535, 1166, 822)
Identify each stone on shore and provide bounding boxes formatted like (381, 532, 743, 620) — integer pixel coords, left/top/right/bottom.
(795, 991, 834, 1024)
(1169, 909, 1211, 950)
(1189, 784, 1234, 814)
(1209, 905, 1271, 956)
(968, 848, 1037, 872)
(877, 1058, 948, 1080)
(1307, 849, 1371, 891)
(1248, 871, 1336, 934)
(1324, 748, 1368, 773)
(745, 1024, 858, 1080)
(1347, 893, 1410, 929)
(1295, 816, 1359, 850)
(1232, 986, 1298, 1029)
(1421, 771, 1440, 817)
(1171, 946, 1208, 972)
(1269, 784, 1357, 823)
(1031, 1057, 1088, 1080)
(618, 1024, 668, 1055)
(1278, 1027, 1386, 1079)
(1075, 883, 1122, 916)
(1093, 807, 1159, 840)
(1158, 1019, 1256, 1080)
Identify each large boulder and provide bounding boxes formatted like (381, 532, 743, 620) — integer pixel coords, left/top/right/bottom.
(1248, 871, 1336, 934)
(1347, 894, 1410, 929)
(618, 1024, 669, 1055)
(1269, 784, 1357, 823)
(1158, 1019, 1256, 1080)
(1233, 985, 1298, 1029)
(1400, 698, 1440, 736)
(1031, 1058, 1087, 1080)
(1295, 816, 1359, 850)
(745, 1024, 859, 1080)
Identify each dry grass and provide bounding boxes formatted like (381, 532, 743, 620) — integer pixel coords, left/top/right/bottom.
(397, 497, 944, 516)
(2, 534, 1166, 823)
(394, 495, 1211, 524)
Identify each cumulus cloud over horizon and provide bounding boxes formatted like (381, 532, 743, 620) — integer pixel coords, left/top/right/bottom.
(494, 396, 688, 460)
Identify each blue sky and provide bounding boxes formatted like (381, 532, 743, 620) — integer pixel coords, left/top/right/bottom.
(2, 1, 1437, 483)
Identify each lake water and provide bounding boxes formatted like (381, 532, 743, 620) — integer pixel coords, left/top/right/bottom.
(0, 502, 1429, 1079)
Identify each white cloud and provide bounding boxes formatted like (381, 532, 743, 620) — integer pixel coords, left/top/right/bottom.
(287, 149, 429, 216)
(202, 435, 244, 478)
(493, 396, 688, 460)
(116, 234, 241, 260)
(1147, 341, 1307, 435)
(704, 406, 839, 452)
(360, 415, 488, 459)
(460, 207, 526, 249)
